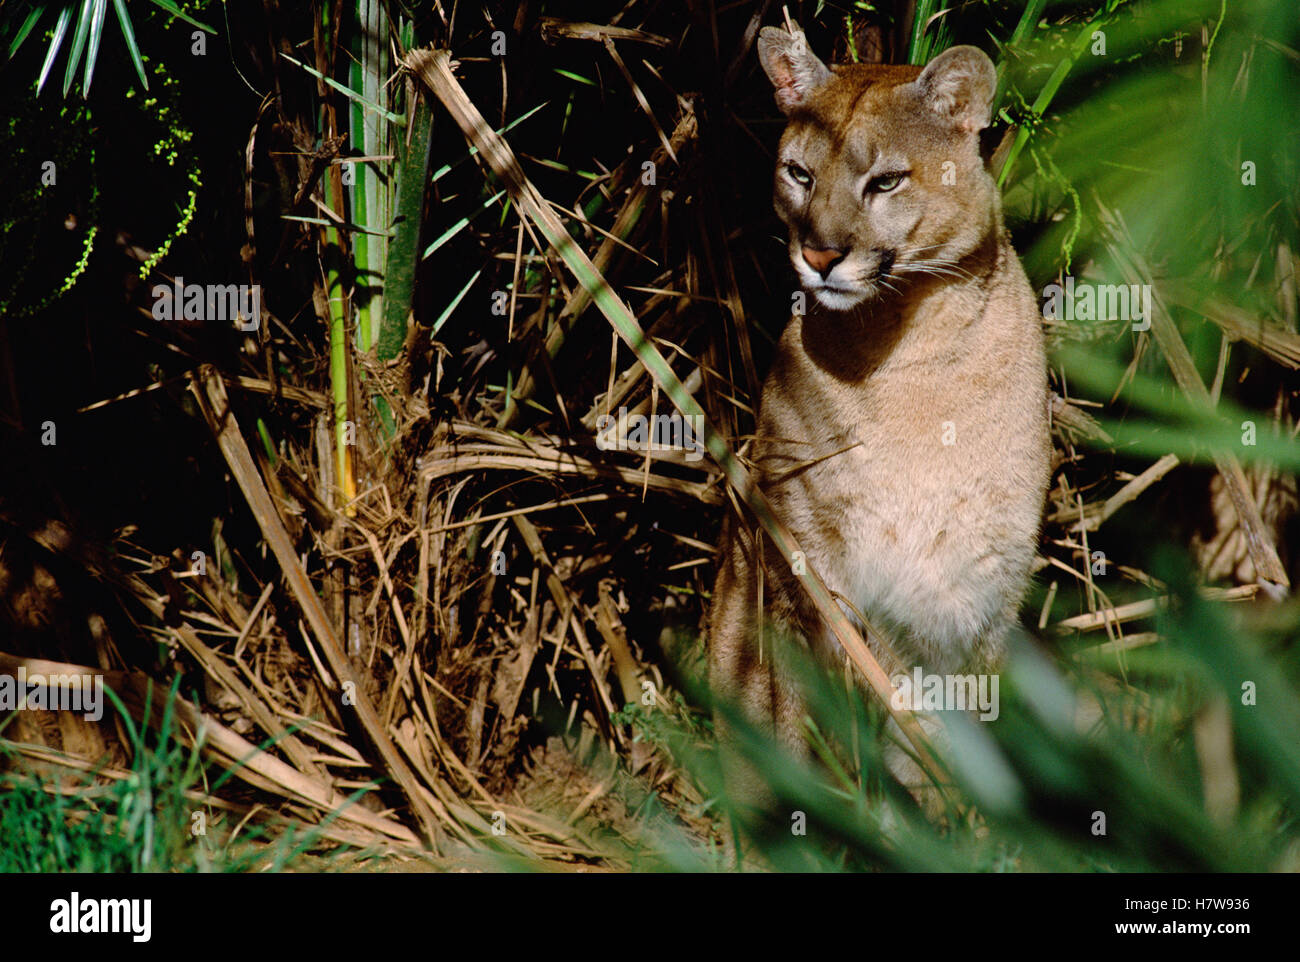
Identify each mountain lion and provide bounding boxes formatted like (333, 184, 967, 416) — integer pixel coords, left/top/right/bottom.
(709, 24, 1051, 815)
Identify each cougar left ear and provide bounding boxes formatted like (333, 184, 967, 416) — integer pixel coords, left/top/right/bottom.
(757, 24, 833, 115)
(914, 45, 997, 133)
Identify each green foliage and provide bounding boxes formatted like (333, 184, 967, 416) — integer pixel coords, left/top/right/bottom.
(0, 50, 199, 314)
(0, 679, 374, 872)
(2, 0, 215, 96)
(0, 96, 98, 316)
(132, 62, 201, 279)
(998, 0, 1299, 474)
(0, 679, 206, 872)
(907, 0, 953, 64)
(627, 567, 1300, 871)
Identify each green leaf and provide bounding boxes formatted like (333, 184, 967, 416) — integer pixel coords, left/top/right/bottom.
(422, 189, 506, 259)
(1057, 345, 1300, 470)
(146, 0, 214, 32)
(553, 67, 596, 87)
(82, 0, 108, 94)
(279, 52, 406, 126)
(62, 0, 95, 97)
(7, 5, 45, 59)
(111, 0, 148, 90)
(431, 268, 482, 336)
(36, 6, 71, 94)
(379, 87, 432, 361)
(279, 213, 393, 237)
(430, 101, 548, 183)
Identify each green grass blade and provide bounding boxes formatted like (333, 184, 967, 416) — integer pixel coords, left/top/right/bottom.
(81, 0, 108, 94)
(431, 268, 482, 336)
(36, 5, 71, 94)
(907, 0, 951, 65)
(279, 213, 392, 235)
(279, 52, 406, 126)
(430, 101, 547, 182)
(146, 0, 213, 32)
(111, 0, 148, 90)
(62, 0, 94, 96)
(7, 5, 45, 59)
(1009, 0, 1048, 46)
(422, 188, 505, 259)
(553, 67, 596, 86)
(992, 0, 1048, 110)
(997, 12, 1107, 187)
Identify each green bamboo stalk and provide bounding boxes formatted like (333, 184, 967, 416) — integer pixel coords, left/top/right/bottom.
(992, 0, 1048, 112)
(349, 59, 373, 350)
(350, 0, 388, 351)
(997, 11, 1111, 188)
(377, 86, 432, 363)
(323, 164, 355, 511)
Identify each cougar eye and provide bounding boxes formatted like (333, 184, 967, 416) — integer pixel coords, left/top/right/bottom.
(786, 163, 813, 187)
(867, 173, 906, 194)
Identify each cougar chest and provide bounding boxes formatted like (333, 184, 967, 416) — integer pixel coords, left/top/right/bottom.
(755, 298, 1044, 669)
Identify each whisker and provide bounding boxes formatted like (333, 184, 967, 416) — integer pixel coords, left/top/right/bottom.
(908, 255, 973, 270)
(896, 243, 950, 257)
(897, 266, 969, 279)
(895, 258, 978, 281)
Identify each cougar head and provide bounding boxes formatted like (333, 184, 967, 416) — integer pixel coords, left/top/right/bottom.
(758, 25, 999, 311)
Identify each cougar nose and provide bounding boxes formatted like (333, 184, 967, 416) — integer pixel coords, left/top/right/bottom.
(801, 246, 847, 279)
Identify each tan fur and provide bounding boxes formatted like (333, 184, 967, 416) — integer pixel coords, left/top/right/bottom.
(709, 26, 1051, 811)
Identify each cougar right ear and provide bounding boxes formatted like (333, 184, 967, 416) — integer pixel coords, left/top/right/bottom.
(914, 45, 998, 133)
(757, 25, 832, 114)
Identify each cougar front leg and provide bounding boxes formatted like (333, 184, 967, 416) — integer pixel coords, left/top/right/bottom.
(708, 524, 810, 830)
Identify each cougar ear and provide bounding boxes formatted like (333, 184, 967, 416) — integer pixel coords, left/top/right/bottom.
(914, 45, 997, 133)
(757, 24, 832, 114)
